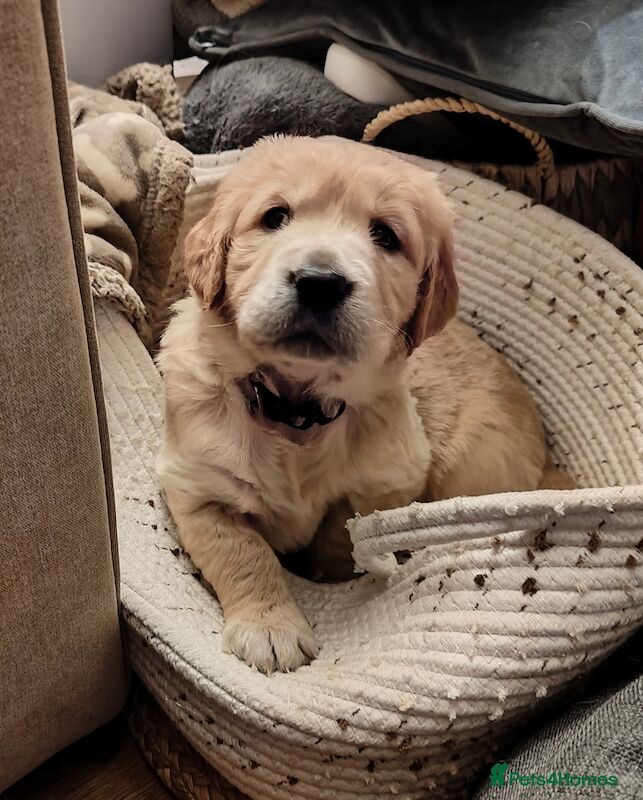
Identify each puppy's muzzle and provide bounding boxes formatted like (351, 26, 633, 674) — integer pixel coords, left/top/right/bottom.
(290, 266, 353, 314)
(269, 260, 359, 360)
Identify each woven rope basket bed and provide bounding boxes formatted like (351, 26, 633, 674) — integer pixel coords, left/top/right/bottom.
(96, 148, 643, 799)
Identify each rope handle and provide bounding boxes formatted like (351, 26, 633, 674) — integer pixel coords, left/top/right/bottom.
(362, 96, 555, 179)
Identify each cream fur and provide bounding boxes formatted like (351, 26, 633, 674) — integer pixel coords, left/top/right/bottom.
(157, 136, 565, 673)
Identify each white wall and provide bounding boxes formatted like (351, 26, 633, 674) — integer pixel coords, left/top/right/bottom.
(59, 0, 174, 87)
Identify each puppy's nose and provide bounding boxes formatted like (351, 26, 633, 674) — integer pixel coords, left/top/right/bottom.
(292, 267, 352, 313)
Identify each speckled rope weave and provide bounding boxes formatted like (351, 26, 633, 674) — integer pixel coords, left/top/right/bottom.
(98, 150, 643, 800)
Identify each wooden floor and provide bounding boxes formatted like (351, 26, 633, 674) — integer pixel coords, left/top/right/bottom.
(4, 716, 173, 800)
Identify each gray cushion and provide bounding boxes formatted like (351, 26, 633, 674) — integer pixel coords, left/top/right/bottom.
(178, 0, 643, 157)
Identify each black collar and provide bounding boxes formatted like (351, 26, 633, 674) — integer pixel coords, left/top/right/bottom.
(243, 372, 346, 431)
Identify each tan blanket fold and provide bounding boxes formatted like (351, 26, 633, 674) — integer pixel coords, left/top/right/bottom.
(70, 76, 193, 347)
(104, 63, 185, 142)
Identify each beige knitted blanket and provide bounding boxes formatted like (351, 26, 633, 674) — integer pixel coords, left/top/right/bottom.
(69, 65, 192, 347)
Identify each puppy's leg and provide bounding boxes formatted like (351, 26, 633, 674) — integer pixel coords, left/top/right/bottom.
(300, 498, 357, 582)
(303, 491, 420, 582)
(166, 489, 317, 672)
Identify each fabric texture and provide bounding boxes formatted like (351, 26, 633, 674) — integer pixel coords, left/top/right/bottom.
(70, 79, 193, 346)
(97, 150, 643, 799)
(177, 0, 643, 157)
(0, 0, 127, 789)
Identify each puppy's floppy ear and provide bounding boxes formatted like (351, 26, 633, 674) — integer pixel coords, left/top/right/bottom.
(405, 188, 459, 350)
(406, 228, 458, 349)
(183, 205, 231, 310)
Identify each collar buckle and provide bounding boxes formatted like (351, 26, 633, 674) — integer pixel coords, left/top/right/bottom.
(246, 373, 345, 431)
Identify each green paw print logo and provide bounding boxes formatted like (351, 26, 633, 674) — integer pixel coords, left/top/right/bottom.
(490, 762, 510, 788)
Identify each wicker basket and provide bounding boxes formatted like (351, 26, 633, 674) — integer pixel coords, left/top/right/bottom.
(128, 678, 248, 800)
(362, 97, 643, 261)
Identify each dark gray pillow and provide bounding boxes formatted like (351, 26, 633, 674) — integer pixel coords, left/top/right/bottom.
(176, 0, 643, 157)
(183, 57, 382, 153)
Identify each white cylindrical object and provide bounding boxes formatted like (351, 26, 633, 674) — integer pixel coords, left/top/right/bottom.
(324, 42, 414, 105)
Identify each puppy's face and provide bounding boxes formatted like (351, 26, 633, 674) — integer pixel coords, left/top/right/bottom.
(185, 137, 457, 377)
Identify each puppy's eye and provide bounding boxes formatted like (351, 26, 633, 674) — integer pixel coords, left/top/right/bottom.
(262, 206, 290, 230)
(370, 221, 400, 251)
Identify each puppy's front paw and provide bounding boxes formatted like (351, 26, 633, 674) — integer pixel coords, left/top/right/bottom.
(223, 603, 318, 673)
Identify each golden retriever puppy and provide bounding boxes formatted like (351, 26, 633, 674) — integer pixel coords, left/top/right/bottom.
(157, 136, 569, 673)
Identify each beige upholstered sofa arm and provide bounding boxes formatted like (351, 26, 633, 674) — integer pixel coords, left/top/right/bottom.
(0, 1, 128, 790)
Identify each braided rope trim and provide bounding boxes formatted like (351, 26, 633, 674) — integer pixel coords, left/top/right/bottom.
(128, 678, 249, 800)
(362, 96, 555, 179)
